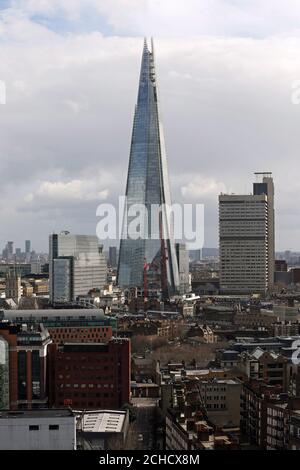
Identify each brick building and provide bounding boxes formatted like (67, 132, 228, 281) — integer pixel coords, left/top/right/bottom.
(241, 379, 300, 449)
(48, 338, 131, 410)
(0, 321, 51, 410)
(48, 325, 113, 345)
(3, 309, 117, 345)
(238, 348, 288, 392)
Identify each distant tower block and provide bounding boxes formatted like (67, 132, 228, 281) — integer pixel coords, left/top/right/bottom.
(5, 268, 21, 304)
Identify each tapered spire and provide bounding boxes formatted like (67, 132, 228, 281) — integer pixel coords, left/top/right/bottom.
(117, 39, 179, 296)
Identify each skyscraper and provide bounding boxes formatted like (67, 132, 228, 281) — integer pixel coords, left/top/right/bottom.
(253, 173, 275, 290)
(25, 240, 31, 263)
(25, 240, 31, 254)
(219, 173, 275, 295)
(117, 39, 179, 297)
(175, 243, 190, 294)
(108, 246, 118, 268)
(49, 232, 107, 304)
(7, 241, 14, 261)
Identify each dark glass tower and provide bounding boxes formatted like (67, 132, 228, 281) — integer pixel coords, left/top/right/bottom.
(117, 39, 179, 296)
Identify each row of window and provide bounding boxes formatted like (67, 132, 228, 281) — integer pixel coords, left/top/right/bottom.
(53, 328, 110, 333)
(205, 395, 226, 401)
(58, 383, 114, 389)
(206, 403, 226, 409)
(54, 333, 107, 339)
(58, 401, 113, 408)
(57, 356, 114, 362)
(29, 425, 59, 431)
(58, 392, 115, 398)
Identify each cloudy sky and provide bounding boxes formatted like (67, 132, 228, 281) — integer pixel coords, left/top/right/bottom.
(1, 0, 300, 253)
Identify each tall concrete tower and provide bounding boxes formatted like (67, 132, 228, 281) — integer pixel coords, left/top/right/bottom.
(253, 172, 275, 290)
(219, 173, 275, 295)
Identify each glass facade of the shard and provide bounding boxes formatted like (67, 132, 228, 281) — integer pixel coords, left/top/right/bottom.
(117, 39, 179, 296)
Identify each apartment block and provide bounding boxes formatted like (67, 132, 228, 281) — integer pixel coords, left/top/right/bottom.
(219, 173, 275, 295)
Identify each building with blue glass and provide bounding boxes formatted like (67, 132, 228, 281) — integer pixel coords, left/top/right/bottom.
(117, 39, 179, 297)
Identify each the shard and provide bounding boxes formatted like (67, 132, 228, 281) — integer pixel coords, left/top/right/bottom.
(117, 38, 179, 297)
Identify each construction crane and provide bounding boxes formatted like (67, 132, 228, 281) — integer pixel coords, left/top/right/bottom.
(185, 377, 209, 422)
(143, 258, 149, 300)
(159, 210, 169, 302)
(143, 211, 169, 302)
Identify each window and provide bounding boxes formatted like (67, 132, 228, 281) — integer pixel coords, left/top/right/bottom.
(49, 425, 59, 431)
(29, 425, 39, 431)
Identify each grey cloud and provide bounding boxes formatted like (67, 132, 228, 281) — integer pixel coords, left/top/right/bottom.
(1, 9, 300, 250)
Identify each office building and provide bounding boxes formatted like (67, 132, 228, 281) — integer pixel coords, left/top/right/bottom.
(0, 263, 31, 277)
(49, 231, 107, 304)
(108, 246, 118, 268)
(219, 173, 275, 295)
(48, 338, 131, 410)
(253, 173, 275, 289)
(25, 240, 31, 254)
(2, 308, 117, 340)
(7, 241, 14, 261)
(0, 321, 51, 410)
(117, 39, 179, 297)
(175, 243, 190, 294)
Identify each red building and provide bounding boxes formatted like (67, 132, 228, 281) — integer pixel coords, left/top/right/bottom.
(291, 268, 300, 284)
(275, 260, 288, 272)
(0, 321, 51, 410)
(48, 338, 131, 410)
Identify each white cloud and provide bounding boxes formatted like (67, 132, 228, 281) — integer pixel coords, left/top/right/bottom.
(181, 176, 227, 200)
(1, 3, 300, 250)
(8, 0, 300, 37)
(34, 179, 106, 202)
(21, 174, 112, 210)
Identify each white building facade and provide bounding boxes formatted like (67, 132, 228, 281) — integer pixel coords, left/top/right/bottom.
(0, 409, 76, 450)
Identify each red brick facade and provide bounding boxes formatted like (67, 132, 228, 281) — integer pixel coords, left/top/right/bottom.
(48, 338, 131, 410)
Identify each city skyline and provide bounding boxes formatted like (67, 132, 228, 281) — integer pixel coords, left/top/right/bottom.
(2, 1, 300, 455)
(1, 2, 300, 252)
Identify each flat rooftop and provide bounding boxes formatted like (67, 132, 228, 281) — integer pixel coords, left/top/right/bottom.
(2, 308, 107, 318)
(0, 409, 74, 419)
(79, 410, 127, 434)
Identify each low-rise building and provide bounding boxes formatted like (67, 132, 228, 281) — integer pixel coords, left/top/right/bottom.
(288, 412, 300, 450)
(166, 409, 238, 450)
(76, 409, 129, 450)
(238, 347, 288, 391)
(186, 324, 217, 343)
(0, 408, 76, 450)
